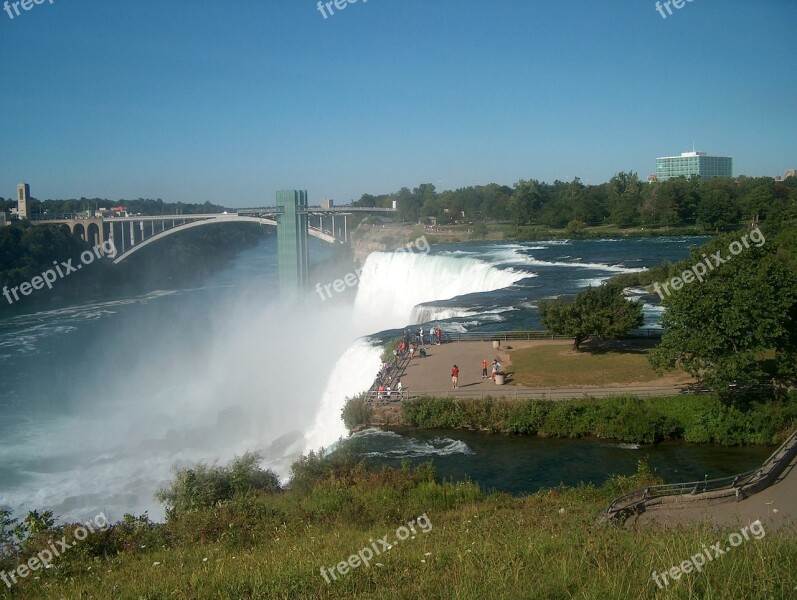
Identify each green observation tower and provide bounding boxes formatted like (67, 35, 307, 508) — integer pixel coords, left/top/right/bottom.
(275, 189, 309, 296)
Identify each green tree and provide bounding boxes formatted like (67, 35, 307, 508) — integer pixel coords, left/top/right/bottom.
(395, 187, 418, 222)
(607, 172, 642, 227)
(508, 180, 542, 227)
(696, 189, 740, 231)
(538, 284, 644, 351)
(649, 231, 797, 391)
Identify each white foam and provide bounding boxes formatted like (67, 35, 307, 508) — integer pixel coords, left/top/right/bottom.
(353, 252, 527, 331)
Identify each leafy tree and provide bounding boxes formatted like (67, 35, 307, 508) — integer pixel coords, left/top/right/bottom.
(740, 182, 776, 223)
(508, 179, 542, 227)
(395, 187, 418, 222)
(649, 231, 797, 390)
(479, 184, 512, 220)
(696, 189, 740, 231)
(607, 172, 642, 228)
(539, 284, 644, 351)
(0, 508, 18, 558)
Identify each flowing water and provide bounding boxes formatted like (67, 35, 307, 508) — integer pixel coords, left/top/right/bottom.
(0, 234, 769, 522)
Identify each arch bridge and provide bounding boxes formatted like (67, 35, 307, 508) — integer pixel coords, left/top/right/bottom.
(32, 191, 396, 294)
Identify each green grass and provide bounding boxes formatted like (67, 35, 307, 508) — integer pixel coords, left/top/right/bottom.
(3, 460, 795, 600)
(508, 341, 684, 387)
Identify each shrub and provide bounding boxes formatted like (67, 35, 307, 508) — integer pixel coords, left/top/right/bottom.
(342, 393, 372, 431)
(156, 452, 281, 520)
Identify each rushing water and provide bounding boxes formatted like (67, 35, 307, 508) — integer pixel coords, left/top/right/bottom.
(0, 234, 767, 522)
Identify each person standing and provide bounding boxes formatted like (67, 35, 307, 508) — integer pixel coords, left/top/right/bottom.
(451, 364, 459, 389)
(482, 359, 488, 379)
(491, 360, 501, 379)
(418, 327, 424, 346)
(436, 326, 442, 345)
(430, 327, 437, 345)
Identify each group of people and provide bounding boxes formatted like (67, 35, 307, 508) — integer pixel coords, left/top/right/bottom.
(376, 379, 403, 400)
(482, 359, 502, 379)
(408, 326, 442, 347)
(451, 359, 501, 389)
(371, 325, 446, 402)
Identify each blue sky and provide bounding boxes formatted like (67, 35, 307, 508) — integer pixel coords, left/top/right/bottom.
(1, 0, 795, 207)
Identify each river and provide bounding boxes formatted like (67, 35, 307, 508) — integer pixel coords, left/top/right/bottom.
(0, 235, 771, 522)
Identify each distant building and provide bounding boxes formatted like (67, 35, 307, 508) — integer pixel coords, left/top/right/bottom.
(655, 151, 733, 182)
(320, 198, 334, 209)
(785, 169, 797, 179)
(17, 183, 30, 219)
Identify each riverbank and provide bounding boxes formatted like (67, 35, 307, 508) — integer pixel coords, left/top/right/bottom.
(345, 393, 797, 447)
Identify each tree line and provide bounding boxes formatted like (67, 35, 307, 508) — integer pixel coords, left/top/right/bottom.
(353, 174, 797, 231)
(0, 197, 225, 217)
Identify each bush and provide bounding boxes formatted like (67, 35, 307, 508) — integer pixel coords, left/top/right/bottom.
(156, 452, 281, 520)
(342, 393, 372, 431)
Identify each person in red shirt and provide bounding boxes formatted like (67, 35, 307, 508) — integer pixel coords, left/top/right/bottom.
(451, 364, 459, 389)
(482, 359, 488, 379)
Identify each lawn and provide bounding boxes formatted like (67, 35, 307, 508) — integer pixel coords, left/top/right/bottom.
(507, 340, 692, 387)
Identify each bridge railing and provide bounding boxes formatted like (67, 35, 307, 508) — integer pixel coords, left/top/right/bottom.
(604, 428, 797, 521)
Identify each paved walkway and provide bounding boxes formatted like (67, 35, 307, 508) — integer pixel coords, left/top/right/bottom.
(628, 453, 797, 532)
(384, 340, 691, 400)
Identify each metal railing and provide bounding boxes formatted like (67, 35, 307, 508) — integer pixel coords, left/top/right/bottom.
(364, 383, 707, 403)
(604, 428, 797, 521)
(447, 329, 662, 342)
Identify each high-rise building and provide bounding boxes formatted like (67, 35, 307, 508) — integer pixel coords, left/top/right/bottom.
(655, 151, 733, 182)
(17, 183, 30, 219)
(785, 169, 797, 179)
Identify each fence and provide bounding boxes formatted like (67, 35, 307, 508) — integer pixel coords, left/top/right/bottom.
(604, 428, 797, 522)
(446, 329, 662, 342)
(364, 383, 706, 403)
